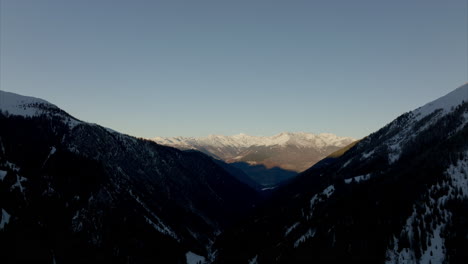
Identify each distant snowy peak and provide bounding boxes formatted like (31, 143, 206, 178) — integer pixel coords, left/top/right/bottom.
(152, 132, 355, 149)
(0, 90, 58, 117)
(411, 83, 468, 121)
(0, 90, 81, 127)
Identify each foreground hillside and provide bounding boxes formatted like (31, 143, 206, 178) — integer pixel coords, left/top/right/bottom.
(0, 91, 258, 263)
(214, 84, 468, 263)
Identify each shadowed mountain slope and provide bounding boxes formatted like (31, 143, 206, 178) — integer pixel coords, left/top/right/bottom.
(0, 91, 258, 263)
(214, 83, 468, 264)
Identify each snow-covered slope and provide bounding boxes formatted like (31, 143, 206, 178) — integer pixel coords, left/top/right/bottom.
(0, 91, 56, 117)
(376, 83, 468, 164)
(412, 83, 468, 121)
(0, 90, 81, 127)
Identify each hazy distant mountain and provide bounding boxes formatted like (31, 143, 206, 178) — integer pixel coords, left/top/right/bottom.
(214, 83, 468, 263)
(152, 132, 355, 186)
(0, 91, 258, 263)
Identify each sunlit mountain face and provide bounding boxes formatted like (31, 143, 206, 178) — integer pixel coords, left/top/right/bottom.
(152, 132, 355, 187)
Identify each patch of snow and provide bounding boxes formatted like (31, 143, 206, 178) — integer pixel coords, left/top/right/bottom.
(5, 161, 19, 172)
(0, 170, 7, 181)
(50, 146, 57, 155)
(206, 247, 219, 264)
(388, 154, 400, 165)
(261, 186, 277, 191)
(103, 126, 120, 134)
(361, 150, 374, 160)
(344, 174, 371, 184)
(454, 111, 468, 134)
(66, 118, 82, 129)
(0, 208, 11, 230)
(42, 146, 57, 167)
(67, 145, 80, 154)
(386, 223, 446, 264)
(72, 211, 80, 221)
(386, 242, 416, 264)
(129, 190, 179, 241)
(186, 228, 200, 241)
(71, 209, 85, 232)
(323, 185, 335, 196)
(309, 185, 335, 218)
(310, 185, 335, 207)
(284, 222, 300, 236)
(186, 251, 206, 264)
(387, 140, 404, 164)
(419, 224, 445, 264)
(385, 206, 419, 264)
(248, 255, 258, 264)
(385, 152, 468, 264)
(294, 228, 316, 248)
(11, 175, 27, 193)
(446, 155, 468, 197)
(342, 159, 352, 168)
(144, 216, 178, 240)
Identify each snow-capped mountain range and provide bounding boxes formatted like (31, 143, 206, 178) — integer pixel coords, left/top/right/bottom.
(153, 133, 355, 174)
(153, 132, 354, 151)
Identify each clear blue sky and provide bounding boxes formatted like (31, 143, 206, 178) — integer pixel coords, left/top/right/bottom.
(1, 0, 467, 138)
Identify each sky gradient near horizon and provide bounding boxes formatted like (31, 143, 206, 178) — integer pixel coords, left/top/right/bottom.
(1, 0, 467, 138)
